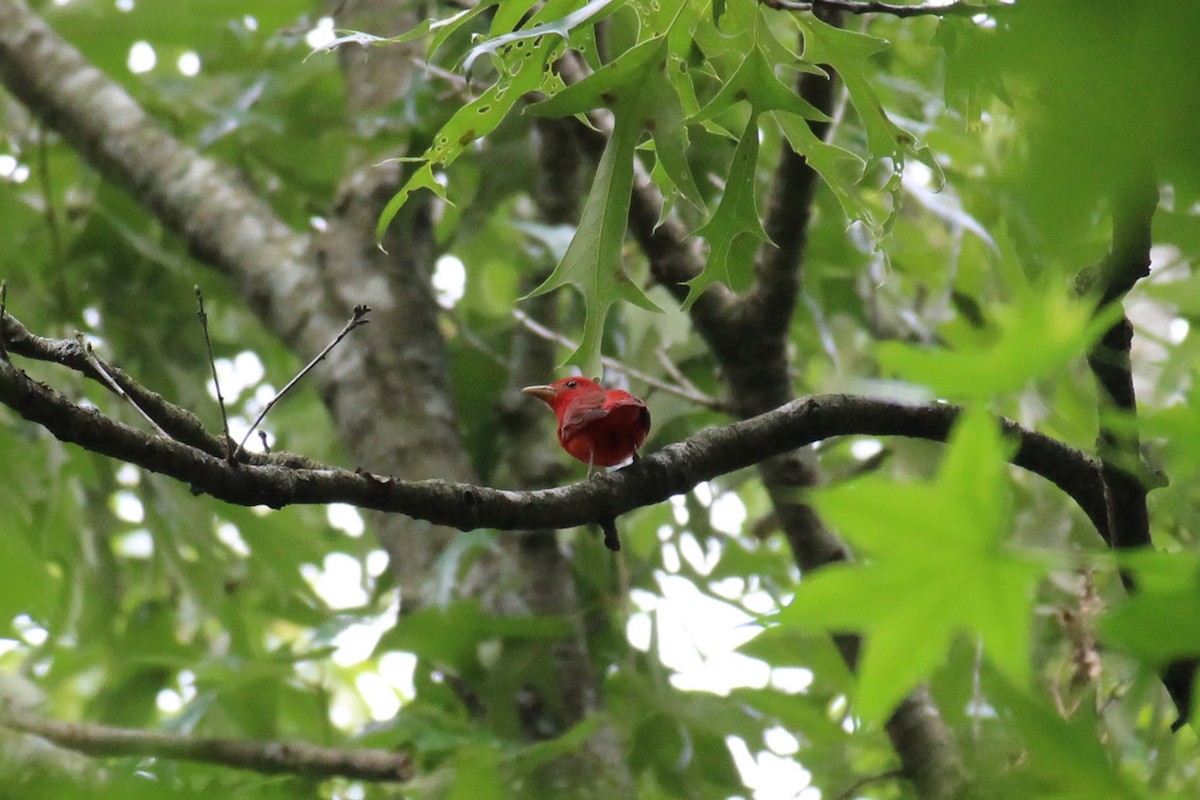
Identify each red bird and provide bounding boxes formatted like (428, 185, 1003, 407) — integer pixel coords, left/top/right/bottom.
(522, 377, 651, 470)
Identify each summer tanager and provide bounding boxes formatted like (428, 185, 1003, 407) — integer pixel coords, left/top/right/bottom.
(522, 377, 651, 469)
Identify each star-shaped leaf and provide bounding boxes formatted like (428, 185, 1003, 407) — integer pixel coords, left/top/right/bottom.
(772, 409, 1041, 722)
(878, 283, 1120, 401)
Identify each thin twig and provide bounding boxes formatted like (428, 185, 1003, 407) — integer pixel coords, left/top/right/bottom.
(411, 58, 471, 95)
(511, 308, 726, 411)
(833, 768, 907, 800)
(75, 333, 169, 438)
(450, 312, 509, 368)
(235, 305, 371, 459)
(0, 280, 8, 362)
(0, 710, 412, 782)
(195, 286, 233, 460)
(761, 0, 1008, 17)
(654, 347, 704, 400)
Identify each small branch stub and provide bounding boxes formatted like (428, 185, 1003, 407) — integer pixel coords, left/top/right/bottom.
(599, 517, 620, 551)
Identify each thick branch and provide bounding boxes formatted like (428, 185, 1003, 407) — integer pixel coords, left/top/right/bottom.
(0, 342, 1106, 537)
(1085, 178, 1156, 553)
(1082, 177, 1195, 728)
(0, 711, 412, 782)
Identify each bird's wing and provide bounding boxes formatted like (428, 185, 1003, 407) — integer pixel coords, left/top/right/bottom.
(559, 398, 610, 442)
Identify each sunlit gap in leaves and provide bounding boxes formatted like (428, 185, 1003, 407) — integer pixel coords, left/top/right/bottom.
(177, 51, 201, 77)
(110, 465, 153, 557)
(305, 17, 336, 50)
(154, 669, 197, 715)
(850, 438, 883, 461)
(127, 41, 156, 74)
(293, 550, 416, 725)
(433, 254, 466, 309)
(727, 733, 817, 800)
(1169, 318, 1190, 344)
(0, 154, 30, 183)
(13, 614, 48, 647)
(627, 487, 811, 694)
(629, 485, 821, 798)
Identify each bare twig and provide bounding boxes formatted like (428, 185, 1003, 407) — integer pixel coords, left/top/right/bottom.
(761, 0, 1009, 17)
(653, 347, 705, 399)
(451, 312, 508, 368)
(195, 286, 233, 459)
(512, 308, 726, 411)
(75, 333, 169, 438)
(1, 311, 333, 470)
(0, 711, 413, 782)
(833, 768, 907, 800)
(235, 304, 371, 459)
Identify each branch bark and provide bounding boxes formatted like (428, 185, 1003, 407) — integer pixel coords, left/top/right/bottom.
(0, 711, 413, 782)
(0, 317, 1107, 553)
(1082, 176, 1196, 728)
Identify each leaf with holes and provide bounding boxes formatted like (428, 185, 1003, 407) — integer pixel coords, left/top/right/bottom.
(376, 35, 564, 243)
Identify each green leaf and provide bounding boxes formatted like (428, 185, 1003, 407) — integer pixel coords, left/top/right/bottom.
(448, 745, 506, 800)
(775, 410, 1040, 722)
(693, 43, 829, 126)
(1100, 552, 1200, 665)
(774, 111, 867, 223)
(0, 527, 54, 623)
(682, 31, 832, 305)
(988, 678, 1138, 799)
(524, 37, 671, 372)
(645, 68, 707, 213)
(685, 114, 768, 306)
(375, 600, 572, 671)
(794, 17, 902, 160)
(878, 284, 1117, 401)
(463, 0, 617, 74)
(377, 34, 564, 242)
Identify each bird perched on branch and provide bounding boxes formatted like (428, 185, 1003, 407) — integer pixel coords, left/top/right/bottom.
(522, 377, 651, 472)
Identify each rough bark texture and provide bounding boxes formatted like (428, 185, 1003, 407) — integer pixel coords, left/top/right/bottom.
(0, 337, 1110, 535)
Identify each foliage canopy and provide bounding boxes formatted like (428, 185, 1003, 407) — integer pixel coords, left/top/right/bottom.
(1, 1, 1199, 799)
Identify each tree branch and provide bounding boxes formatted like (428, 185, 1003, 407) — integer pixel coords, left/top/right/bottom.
(1081, 176, 1196, 729)
(0, 0, 482, 600)
(0, 711, 413, 782)
(0, 324, 1107, 537)
(760, 0, 1009, 18)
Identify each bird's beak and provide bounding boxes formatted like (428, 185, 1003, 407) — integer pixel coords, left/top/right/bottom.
(521, 385, 556, 404)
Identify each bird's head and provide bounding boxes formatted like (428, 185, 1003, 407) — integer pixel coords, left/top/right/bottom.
(521, 376, 603, 412)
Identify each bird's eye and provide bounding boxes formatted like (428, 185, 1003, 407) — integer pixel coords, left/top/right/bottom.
(565, 380, 578, 389)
